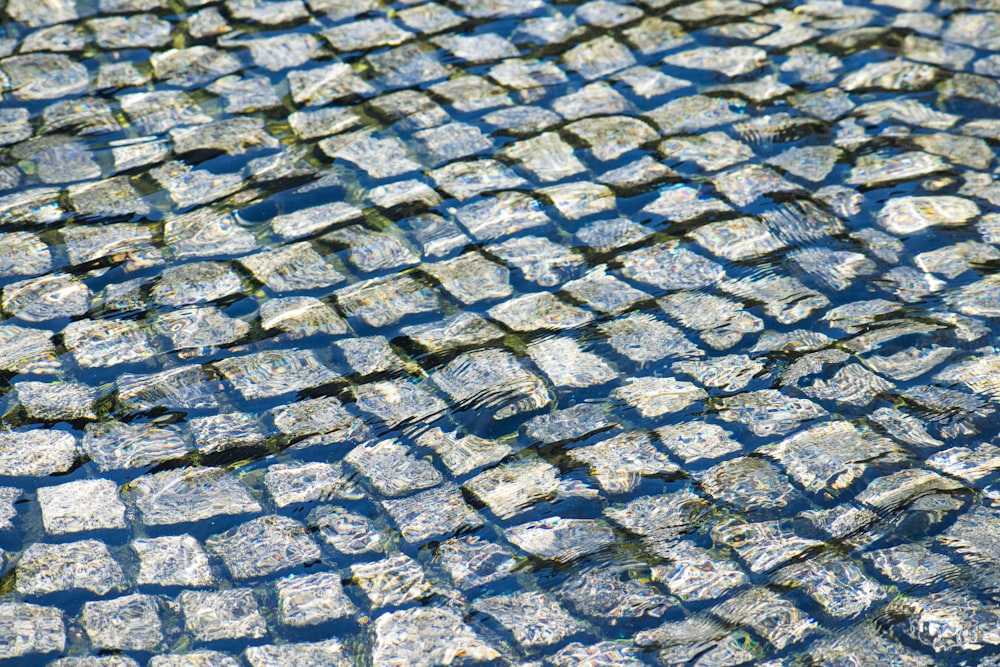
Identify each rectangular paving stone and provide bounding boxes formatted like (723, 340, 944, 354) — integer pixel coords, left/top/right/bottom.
(276, 572, 357, 627)
(180, 589, 267, 641)
(38, 478, 125, 535)
(132, 467, 261, 526)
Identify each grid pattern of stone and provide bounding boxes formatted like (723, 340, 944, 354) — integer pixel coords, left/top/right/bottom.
(0, 0, 999, 664)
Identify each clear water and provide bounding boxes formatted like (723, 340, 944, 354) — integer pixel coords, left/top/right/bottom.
(0, 0, 999, 664)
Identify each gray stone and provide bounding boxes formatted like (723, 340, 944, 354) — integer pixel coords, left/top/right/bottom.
(16, 540, 126, 596)
(133, 467, 261, 526)
(81, 594, 163, 652)
(38, 479, 125, 535)
(132, 534, 214, 587)
(180, 589, 267, 641)
(276, 572, 357, 626)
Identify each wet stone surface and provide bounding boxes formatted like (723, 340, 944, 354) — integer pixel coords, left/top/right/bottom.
(2, 0, 1000, 664)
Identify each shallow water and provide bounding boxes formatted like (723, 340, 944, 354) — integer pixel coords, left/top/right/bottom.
(1, 0, 1000, 664)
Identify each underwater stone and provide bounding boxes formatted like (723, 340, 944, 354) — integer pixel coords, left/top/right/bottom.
(269, 395, 366, 445)
(0, 429, 76, 477)
(761, 420, 904, 493)
(116, 365, 221, 412)
(150, 46, 240, 87)
(351, 553, 433, 608)
(401, 312, 504, 353)
(424, 252, 512, 305)
(336, 273, 441, 327)
(245, 640, 353, 667)
(133, 467, 261, 526)
(333, 336, 403, 376)
(527, 336, 617, 388)
(352, 380, 446, 427)
(434, 536, 517, 589)
(240, 242, 345, 292)
(0, 603, 64, 659)
(149, 161, 244, 209)
(383, 482, 483, 543)
(877, 196, 980, 235)
(89, 14, 171, 49)
(38, 478, 125, 535)
(61, 223, 154, 266)
(456, 191, 550, 241)
(428, 159, 526, 201)
(398, 2, 464, 32)
(189, 412, 266, 455)
(3, 274, 90, 323)
(345, 439, 443, 497)
(1, 54, 87, 100)
(81, 594, 163, 652)
(414, 428, 511, 476)
(652, 541, 746, 602)
(180, 589, 267, 642)
(132, 534, 214, 587)
(538, 181, 616, 220)
(563, 35, 636, 79)
(503, 132, 585, 182)
(264, 461, 361, 507)
(171, 118, 278, 156)
(717, 389, 827, 437)
(155, 305, 250, 352)
(16, 540, 126, 596)
(506, 517, 616, 562)
(464, 458, 569, 519)
(399, 214, 471, 258)
(15, 381, 96, 421)
(599, 312, 702, 363)
(321, 131, 419, 179)
(660, 291, 763, 349)
(605, 488, 706, 541)
(562, 266, 650, 315)
(215, 349, 339, 399)
(487, 292, 592, 332)
(432, 348, 552, 419)
(63, 319, 156, 368)
(570, 430, 678, 493)
(149, 653, 240, 667)
(371, 607, 498, 667)
(672, 353, 763, 391)
(523, 403, 615, 445)
(486, 236, 583, 286)
(120, 92, 211, 135)
(208, 514, 321, 580)
(553, 82, 631, 119)
(276, 572, 357, 627)
(655, 421, 741, 463)
(82, 422, 189, 471)
(309, 505, 383, 555)
(475, 592, 583, 648)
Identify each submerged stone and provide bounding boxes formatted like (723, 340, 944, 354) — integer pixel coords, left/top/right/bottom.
(474, 592, 583, 648)
(180, 589, 267, 642)
(276, 572, 357, 627)
(16, 540, 126, 596)
(0, 603, 64, 659)
(215, 349, 339, 399)
(383, 482, 483, 543)
(132, 467, 261, 526)
(371, 607, 498, 667)
(345, 439, 443, 497)
(351, 553, 433, 608)
(432, 348, 551, 419)
(133, 534, 214, 587)
(506, 517, 616, 562)
(208, 515, 321, 579)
